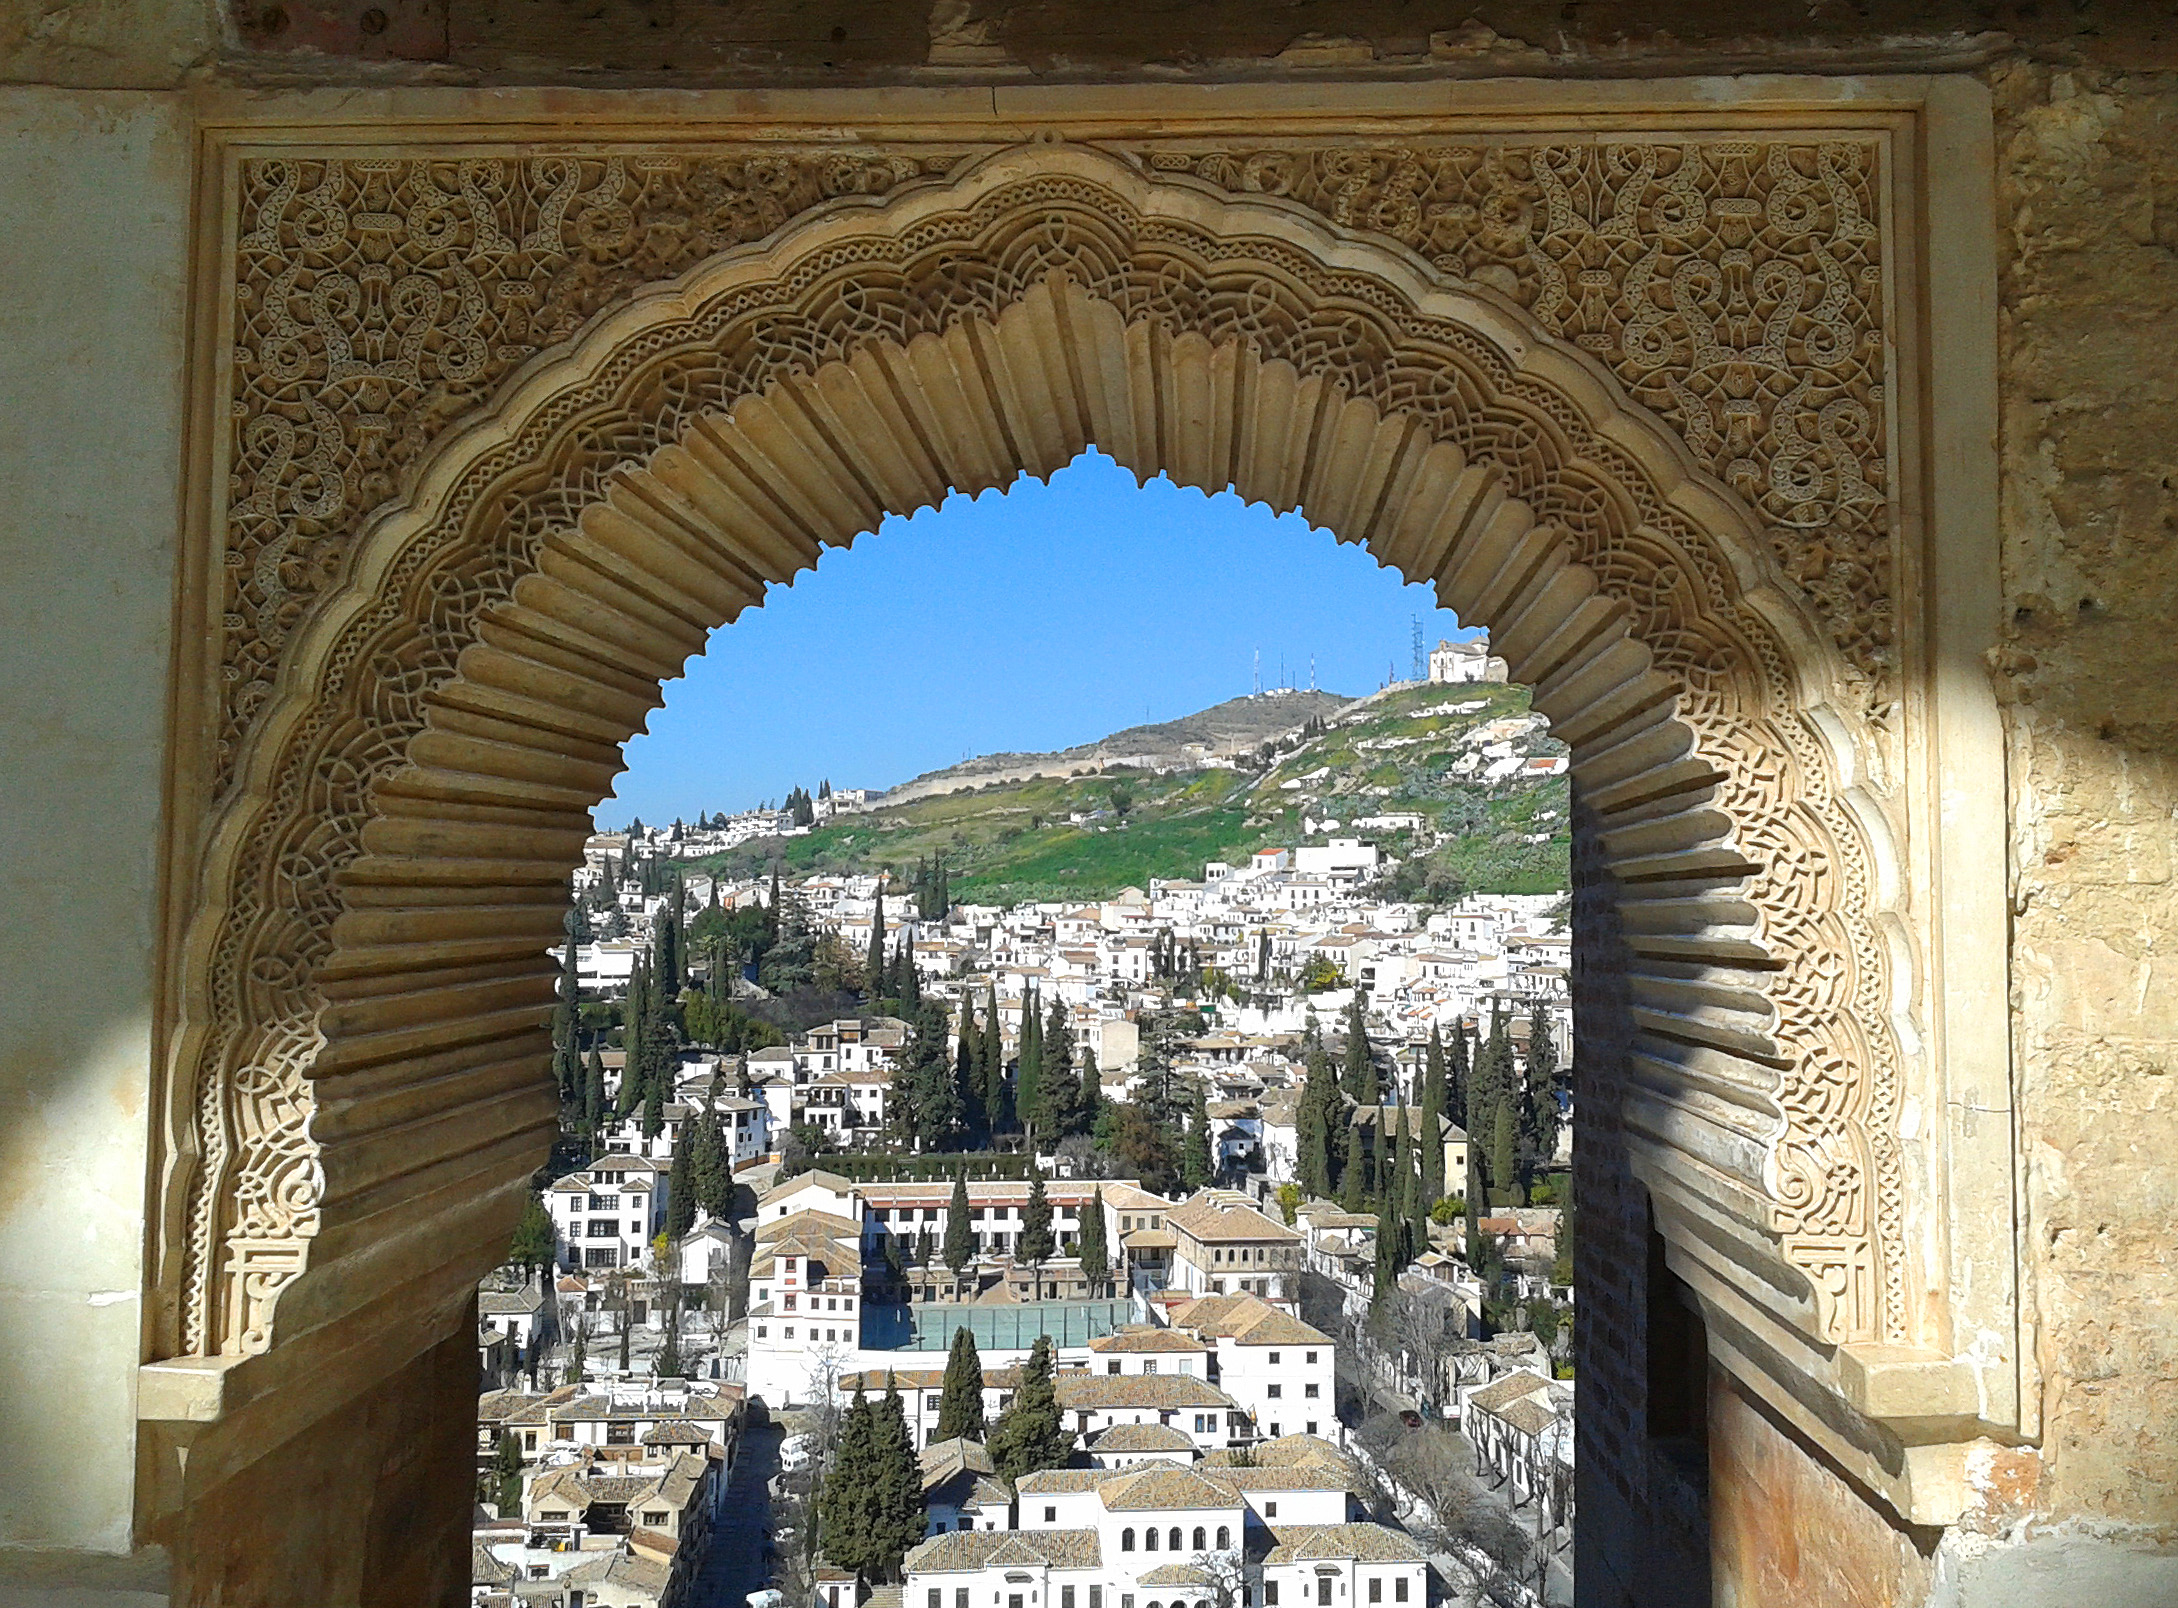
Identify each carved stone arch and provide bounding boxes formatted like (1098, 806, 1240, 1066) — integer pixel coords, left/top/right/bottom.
(159, 139, 1922, 1495)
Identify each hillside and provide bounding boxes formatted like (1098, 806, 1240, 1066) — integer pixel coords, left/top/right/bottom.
(878, 688, 1353, 805)
(687, 681, 1569, 907)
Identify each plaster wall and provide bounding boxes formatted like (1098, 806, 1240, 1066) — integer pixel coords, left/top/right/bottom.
(0, 88, 189, 1561)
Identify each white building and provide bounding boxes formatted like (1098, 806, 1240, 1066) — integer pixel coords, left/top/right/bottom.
(1167, 1293, 1338, 1443)
(1428, 633, 1511, 684)
(544, 1155, 668, 1272)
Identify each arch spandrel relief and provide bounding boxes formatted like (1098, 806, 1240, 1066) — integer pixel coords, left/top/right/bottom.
(172, 132, 1958, 1510)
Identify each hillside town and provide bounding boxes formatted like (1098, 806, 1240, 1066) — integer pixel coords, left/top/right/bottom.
(472, 649, 1575, 1608)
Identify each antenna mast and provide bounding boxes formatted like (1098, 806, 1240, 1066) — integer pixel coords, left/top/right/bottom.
(1411, 615, 1425, 682)
(1253, 649, 1261, 697)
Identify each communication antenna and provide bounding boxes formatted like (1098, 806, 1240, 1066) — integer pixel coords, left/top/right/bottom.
(1411, 615, 1426, 682)
(1253, 649, 1261, 697)
(1309, 655, 1317, 692)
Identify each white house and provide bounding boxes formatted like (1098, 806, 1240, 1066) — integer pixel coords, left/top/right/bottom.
(544, 1155, 668, 1272)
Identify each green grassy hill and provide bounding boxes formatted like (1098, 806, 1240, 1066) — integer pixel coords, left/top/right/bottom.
(689, 682, 1569, 907)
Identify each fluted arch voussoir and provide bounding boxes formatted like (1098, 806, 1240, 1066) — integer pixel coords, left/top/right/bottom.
(167, 140, 1908, 1377)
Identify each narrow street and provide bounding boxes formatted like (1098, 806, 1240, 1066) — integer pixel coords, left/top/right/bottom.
(691, 1417, 782, 1607)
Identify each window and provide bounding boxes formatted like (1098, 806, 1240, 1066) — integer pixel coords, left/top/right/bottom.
(1305, 1351, 1318, 1365)
(1317, 1582, 1331, 1607)
(1264, 1502, 1277, 1519)
(1122, 1529, 1135, 1552)
(523, 1430, 536, 1450)
(957, 1593, 969, 1608)
(1044, 1506, 1056, 1524)
(1269, 1352, 1281, 1365)
(756, 1325, 767, 1339)
(1142, 1361, 1157, 1375)
(1304, 1384, 1320, 1399)
(644, 1509, 668, 1526)
(1367, 1583, 1381, 1604)
(1395, 1582, 1409, 1603)
(1090, 1591, 1101, 1608)
(1168, 1527, 1182, 1552)
(1267, 1384, 1282, 1399)
(1217, 1526, 1230, 1549)
(1108, 1361, 1122, 1376)
(784, 1294, 797, 1311)
(1305, 1421, 1318, 1436)
(1143, 1528, 1157, 1552)
(1269, 1423, 1280, 1438)
(929, 1594, 942, 1608)
(783, 1326, 794, 1339)
(1063, 1591, 1076, 1608)
(1265, 1587, 1278, 1606)
(1192, 1527, 1206, 1551)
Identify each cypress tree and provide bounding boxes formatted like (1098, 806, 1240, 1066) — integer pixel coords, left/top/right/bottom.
(1341, 993, 1376, 1103)
(1042, 995, 1079, 1136)
(869, 1376, 924, 1581)
(1298, 1041, 1338, 1199)
(981, 989, 1006, 1127)
(583, 1047, 607, 1145)
(1016, 987, 1044, 1142)
(1077, 1046, 1101, 1133)
(1409, 1091, 1433, 1251)
(553, 917, 582, 1103)
(1078, 1187, 1109, 1296)
(1019, 1173, 1054, 1269)
(1446, 1021, 1471, 1131)
(694, 1112, 733, 1221)
(816, 1384, 876, 1576)
(987, 1334, 1070, 1483)
(1340, 1117, 1367, 1213)
(1520, 998, 1562, 1177)
(944, 1173, 974, 1274)
(1490, 1098, 1520, 1208)
(1181, 1078, 1213, 1189)
(1419, 1045, 1447, 1212)
(665, 1129, 696, 1240)
(865, 884, 886, 1000)
(936, 1326, 986, 1441)
(955, 990, 986, 1140)
(639, 1010, 674, 1141)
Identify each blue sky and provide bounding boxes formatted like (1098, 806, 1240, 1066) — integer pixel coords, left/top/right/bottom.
(603, 449, 1477, 827)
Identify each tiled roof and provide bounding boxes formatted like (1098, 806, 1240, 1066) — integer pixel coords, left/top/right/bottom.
(1087, 1423, 1197, 1453)
(1263, 1523, 1428, 1564)
(1466, 1369, 1554, 1414)
(1202, 1433, 1354, 1473)
(1087, 1326, 1205, 1354)
(1170, 1293, 1331, 1348)
(904, 1528, 1102, 1573)
(919, 1436, 997, 1489)
(1498, 1394, 1565, 1437)
(1096, 1465, 1244, 1512)
(1055, 1374, 1234, 1412)
(471, 1542, 516, 1585)
(1012, 1470, 1111, 1494)
(1165, 1191, 1299, 1245)
(1136, 1563, 1215, 1586)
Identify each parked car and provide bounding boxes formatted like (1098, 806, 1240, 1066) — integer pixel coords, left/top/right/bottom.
(778, 1434, 812, 1473)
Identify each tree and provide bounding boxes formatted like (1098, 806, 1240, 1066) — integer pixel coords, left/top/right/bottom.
(1340, 1117, 1368, 1213)
(665, 1130, 697, 1240)
(654, 873, 684, 997)
(816, 1384, 876, 1576)
(936, 1325, 986, 1441)
(1297, 1039, 1339, 1199)
(866, 1376, 926, 1580)
(899, 998, 961, 1149)
(1019, 1173, 1055, 1270)
(507, 1192, 554, 1280)
(864, 883, 887, 1001)
(987, 1334, 1070, 1483)
(1041, 994, 1080, 1137)
(1015, 985, 1045, 1142)
(639, 1011, 672, 1142)
(954, 989, 987, 1141)
(980, 988, 1006, 1128)
(1490, 1099, 1519, 1209)
(552, 914, 583, 1105)
(1445, 1020, 1470, 1131)
(1181, 1078, 1214, 1190)
(1340, 992, 1377, 1103)
(1519, 998, 1563, 1183)
(692, 1111, 734, 1222)
(490, 1429, 524, 1515)
(1076, 1045, 1101, 1134)
(1419, 1036, 1447, 1214)
(1077, 1187, 1109, 1295)
(582, 1046, 607, 1144)
(944, 1173, 974, 1275)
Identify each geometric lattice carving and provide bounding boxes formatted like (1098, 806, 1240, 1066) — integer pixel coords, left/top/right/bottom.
(181, 142, 1908, 1367)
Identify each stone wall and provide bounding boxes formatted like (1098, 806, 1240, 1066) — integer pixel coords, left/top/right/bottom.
(1990, 57, 2178, 1564)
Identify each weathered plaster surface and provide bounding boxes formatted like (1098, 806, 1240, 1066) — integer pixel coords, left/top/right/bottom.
(1992, 62, 2178, 1545)
(0, 89, 189, 1556)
